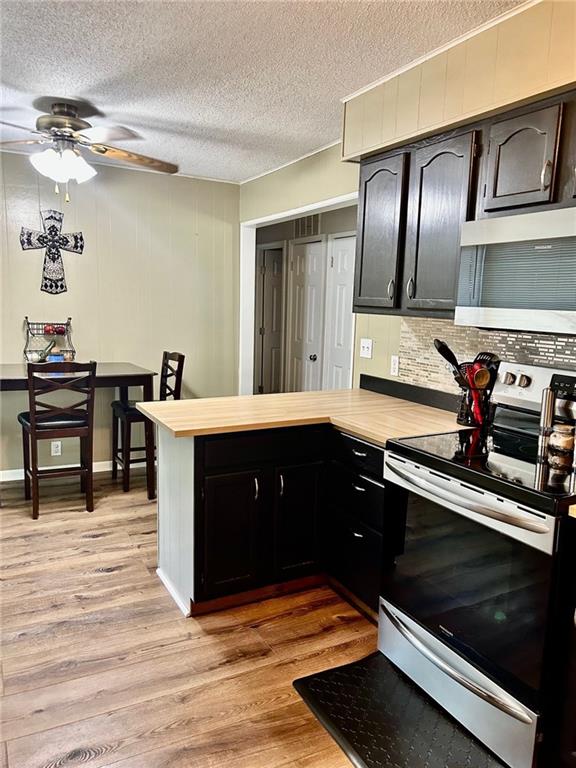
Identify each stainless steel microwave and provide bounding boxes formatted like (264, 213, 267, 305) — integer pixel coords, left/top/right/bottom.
(455, 208, 576, 334)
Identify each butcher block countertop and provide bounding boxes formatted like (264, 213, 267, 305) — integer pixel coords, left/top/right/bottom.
(137, 388, 457, 447)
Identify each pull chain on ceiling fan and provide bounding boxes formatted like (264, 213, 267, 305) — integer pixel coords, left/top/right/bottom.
(0, 101, 178, 199)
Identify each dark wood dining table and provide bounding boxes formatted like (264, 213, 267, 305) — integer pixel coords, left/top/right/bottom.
(0, 362, 157, 499)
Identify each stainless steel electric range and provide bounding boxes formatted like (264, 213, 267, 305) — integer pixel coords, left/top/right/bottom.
(381, 363, 576, 768)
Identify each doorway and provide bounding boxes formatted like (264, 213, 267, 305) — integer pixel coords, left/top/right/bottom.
(253, 244, 285, 394)
(253, 223, 356, 394)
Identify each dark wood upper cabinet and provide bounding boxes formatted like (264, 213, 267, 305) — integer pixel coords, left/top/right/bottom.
(273, 463, 321, 580)
(403, 131, 477, 312)
(202, 470, 264, 598)
(354, 153, 408, 310)
(483, 104, 563, 211)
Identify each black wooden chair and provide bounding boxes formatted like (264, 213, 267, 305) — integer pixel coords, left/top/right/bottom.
(18, 361, 97, 519)
(111, 351, 185, 493)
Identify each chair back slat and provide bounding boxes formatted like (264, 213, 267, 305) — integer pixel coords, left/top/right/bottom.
(159, 352, 185, 401)
(27, 361, 97, 432)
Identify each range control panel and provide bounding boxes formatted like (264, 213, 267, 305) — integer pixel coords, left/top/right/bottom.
(493, 362, 576, 420)
(551, 374, 576, 402)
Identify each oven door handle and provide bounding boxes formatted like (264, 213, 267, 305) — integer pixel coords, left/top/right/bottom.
(384, 458, 550, 535)
(381, 603, 534, 725)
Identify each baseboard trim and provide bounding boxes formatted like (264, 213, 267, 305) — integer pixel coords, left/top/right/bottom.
(189, 574, 326, 616)
(0, 460, 147, 483)
(156, 567, 191, 617)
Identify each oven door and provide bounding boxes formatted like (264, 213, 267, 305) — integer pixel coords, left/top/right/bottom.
(381, 452, 558, 768)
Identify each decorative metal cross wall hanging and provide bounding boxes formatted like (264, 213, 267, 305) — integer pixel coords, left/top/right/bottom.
(20, 209, 84, 294)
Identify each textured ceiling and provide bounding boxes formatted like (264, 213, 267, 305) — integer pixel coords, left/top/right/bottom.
(1, 0, 524, 183)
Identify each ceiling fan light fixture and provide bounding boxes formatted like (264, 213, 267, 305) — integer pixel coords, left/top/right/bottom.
(73, 154, 97, 183)
(30, 147, 63, 181)
(29, 146, 97, 184)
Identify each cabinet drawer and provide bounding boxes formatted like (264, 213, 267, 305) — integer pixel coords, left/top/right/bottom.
(203, 426, 328, 471)
(328, 515, 383, 610)
(335, 432, 384, 478)
(345, 473, 385, 532)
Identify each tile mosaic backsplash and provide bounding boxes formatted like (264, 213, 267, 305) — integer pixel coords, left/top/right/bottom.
(398, 319, 576, 394)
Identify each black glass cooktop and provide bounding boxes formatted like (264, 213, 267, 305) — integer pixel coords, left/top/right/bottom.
(387, 428, 575, 512)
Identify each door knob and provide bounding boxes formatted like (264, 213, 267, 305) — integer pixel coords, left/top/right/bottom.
(309, 354, 317, 362)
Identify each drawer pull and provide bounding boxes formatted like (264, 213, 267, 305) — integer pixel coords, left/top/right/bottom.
(279, 473, 284, 497)
(352, 531, 364, 539)
(352, 449, 368, 458)
(352, 484, 366, 493)
(254, 476, 259, 501)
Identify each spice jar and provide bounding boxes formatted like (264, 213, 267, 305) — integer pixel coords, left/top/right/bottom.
(548, 424, 574, 473)
(549, 424, 575, 452)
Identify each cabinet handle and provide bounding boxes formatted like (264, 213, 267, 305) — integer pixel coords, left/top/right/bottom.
(540, 159, 552, 190)
(387, 278, 395, 300)
(279, 473, 284, 497)
(352, 449, 367, 458)
(254, 476, 259, 501)
(352, 484, 366, 493)
(352, 531, 364, 539)
(406, 276, 415, 300)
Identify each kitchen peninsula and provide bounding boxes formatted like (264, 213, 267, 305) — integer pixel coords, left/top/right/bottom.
(138, 388, 456, 615)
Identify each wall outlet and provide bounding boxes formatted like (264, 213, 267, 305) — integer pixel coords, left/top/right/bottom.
(390, 355, 400, 377)
(359, 338, 373, 359)
(50, 440, 62, 457)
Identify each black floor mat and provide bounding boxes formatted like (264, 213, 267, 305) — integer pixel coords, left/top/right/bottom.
(294, 652, 507, 768)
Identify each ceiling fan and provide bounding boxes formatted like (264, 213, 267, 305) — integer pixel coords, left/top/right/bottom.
(0, 100, 178, 189)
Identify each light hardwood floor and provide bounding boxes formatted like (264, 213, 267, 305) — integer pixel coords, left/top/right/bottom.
(0, 473, 376, 768)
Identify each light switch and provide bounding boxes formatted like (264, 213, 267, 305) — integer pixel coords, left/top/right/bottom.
(359, 338, 373, 359)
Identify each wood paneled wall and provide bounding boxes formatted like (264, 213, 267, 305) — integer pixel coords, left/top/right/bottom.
(0, 153, 239, 472)
(343, 0, 576, 160)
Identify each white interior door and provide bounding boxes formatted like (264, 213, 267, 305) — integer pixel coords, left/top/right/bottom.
(322, 235, 356, 390)
(286, 239, 326, 392)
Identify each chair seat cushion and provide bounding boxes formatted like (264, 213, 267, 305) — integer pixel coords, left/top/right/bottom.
(111, 400, 146, 420)
(18, 411, 88, 430)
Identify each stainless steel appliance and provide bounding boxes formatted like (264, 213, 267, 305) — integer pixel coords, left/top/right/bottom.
(381, 363, 576, 768)
(455, 208, 576, 333)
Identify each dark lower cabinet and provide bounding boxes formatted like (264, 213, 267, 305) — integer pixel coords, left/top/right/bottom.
(322, 435, 388, 611)
(196, 427, 328, 602)
(483, 103, 563, 211)
(197, 427, 389, 612)
(202, 470, 264, 599)
(329, 514, 383, 611)
(402, 131, 477, 312)
(273, 463, 321, 580)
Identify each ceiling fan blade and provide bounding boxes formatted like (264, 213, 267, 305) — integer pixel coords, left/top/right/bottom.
(74, 125, 140, 144)
(0, 139, 47, 147)
(88, 144, 178, 174)
(0, 119, 43, 136)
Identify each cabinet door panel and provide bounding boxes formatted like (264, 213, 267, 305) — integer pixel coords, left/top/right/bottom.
(202, 470, 264, 598)
(403, 131, 476, 311)
(274, 463, 321, 580)
(484, 104, 562, 211)
(354, 153, 408, 309)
